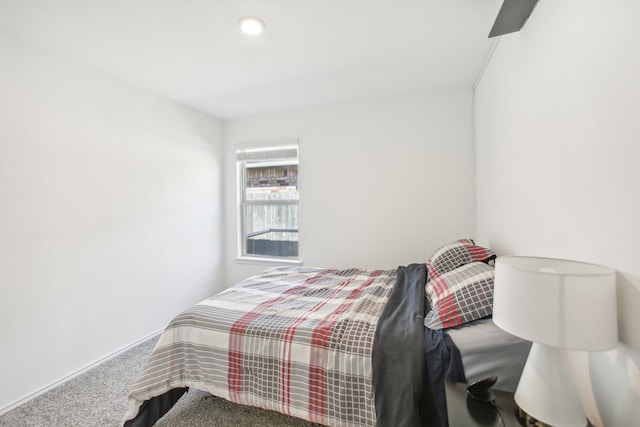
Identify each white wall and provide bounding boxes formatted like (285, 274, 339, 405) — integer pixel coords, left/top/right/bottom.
(223, 90, 475, 284)
(474, 1, 640, 425)
(0, 33, 225, 412)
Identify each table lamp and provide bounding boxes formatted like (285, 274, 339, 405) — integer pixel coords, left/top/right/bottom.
(493, 256, 617, 427)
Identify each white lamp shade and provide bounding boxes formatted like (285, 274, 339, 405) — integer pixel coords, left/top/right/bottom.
(493, 256, 617, 351)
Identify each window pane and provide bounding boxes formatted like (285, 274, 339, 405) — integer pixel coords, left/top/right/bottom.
(245, 164, 298, 201)
(244, 203, 298, 257)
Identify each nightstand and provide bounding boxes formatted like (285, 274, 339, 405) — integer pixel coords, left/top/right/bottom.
(445, 381, 519, 427)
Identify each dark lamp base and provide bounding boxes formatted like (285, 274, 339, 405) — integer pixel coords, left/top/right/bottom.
(515, 406, 592, 427)
(515, 407, 549, 426)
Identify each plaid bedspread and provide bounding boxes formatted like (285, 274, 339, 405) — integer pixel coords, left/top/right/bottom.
(123, 266, 398, 427)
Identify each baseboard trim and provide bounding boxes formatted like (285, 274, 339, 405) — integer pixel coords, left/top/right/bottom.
(0, 329, 163, 416)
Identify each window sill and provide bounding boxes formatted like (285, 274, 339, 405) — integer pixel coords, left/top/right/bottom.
(235, 256, 303, 267)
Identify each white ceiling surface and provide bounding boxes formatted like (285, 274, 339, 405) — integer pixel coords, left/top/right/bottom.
(0, 0, 502, 119)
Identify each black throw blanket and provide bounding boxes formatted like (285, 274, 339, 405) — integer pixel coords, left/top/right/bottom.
(372, 263, 429, 427)
(423, 328, 466, 426)
(372, 263, 466, 427)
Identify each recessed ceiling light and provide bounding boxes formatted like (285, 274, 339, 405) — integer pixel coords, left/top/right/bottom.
(238, 17, 266, 36)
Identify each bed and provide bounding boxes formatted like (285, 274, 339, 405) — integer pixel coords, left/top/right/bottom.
(122, 240, 531, 427)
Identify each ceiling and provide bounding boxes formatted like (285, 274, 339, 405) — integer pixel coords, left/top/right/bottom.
(0, 0, 503, 119)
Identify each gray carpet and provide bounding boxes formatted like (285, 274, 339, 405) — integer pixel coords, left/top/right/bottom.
(0, 335, 318, 427)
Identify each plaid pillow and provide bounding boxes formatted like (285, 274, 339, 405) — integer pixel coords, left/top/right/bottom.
(424, 261, 495, 330)
(427, 239, 496, 281)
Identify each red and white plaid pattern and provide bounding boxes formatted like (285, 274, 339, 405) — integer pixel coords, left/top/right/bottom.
(424, 261, 495, 329)
(124, 266, 397, 427)
(427, 238, 496, 281)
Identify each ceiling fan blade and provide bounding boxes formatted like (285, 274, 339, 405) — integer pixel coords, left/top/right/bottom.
(489, 0, 539, 38)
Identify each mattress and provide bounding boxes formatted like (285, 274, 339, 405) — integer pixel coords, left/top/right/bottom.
(447, 317, 532, 392)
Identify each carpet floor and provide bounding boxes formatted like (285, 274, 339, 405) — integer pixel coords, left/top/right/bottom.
(0, 335, 318, 427)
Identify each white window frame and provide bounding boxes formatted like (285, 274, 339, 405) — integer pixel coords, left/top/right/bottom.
(235, 140, 301, 265)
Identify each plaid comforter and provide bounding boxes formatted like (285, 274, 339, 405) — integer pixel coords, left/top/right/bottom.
(123, 266, 399, 427)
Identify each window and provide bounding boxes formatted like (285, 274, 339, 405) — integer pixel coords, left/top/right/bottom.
(237, 143, 299, 261)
